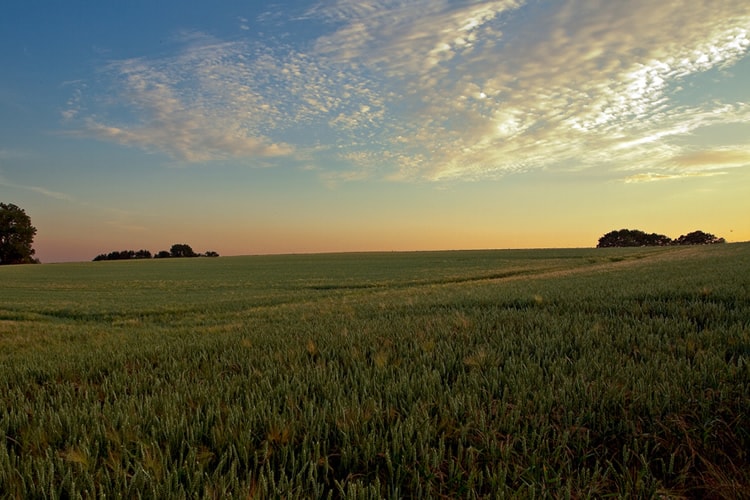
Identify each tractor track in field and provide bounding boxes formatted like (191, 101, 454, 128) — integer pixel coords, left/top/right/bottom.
(386, 245, 718, 293)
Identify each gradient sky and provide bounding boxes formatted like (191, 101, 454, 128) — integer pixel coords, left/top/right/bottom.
(1, 1, 749, 262)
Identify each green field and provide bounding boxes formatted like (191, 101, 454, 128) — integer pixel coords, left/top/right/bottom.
(1, 244, 749, 498)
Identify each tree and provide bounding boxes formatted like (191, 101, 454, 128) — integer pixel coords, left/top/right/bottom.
(0, 202, 39, 265)
(94, 244, 204, 260)
(93, 249, 153, 261)
(169, 243, 197, 258)
(597, 228, 725, 247)
(597, 229, 672, 248)
(674, 231, 725, 245)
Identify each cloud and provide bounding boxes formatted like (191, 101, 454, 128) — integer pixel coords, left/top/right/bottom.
(67, 0, 750, 182)
(307, 0, 750, 181)
(1, 155, 76, 202)
(620, 146, 749, 183)
(0, 175, 155, 236)
(70, 33, 388, 163)
(0, 177, 76, 202)
(312, 0, 519, 77)
(60, 80, 86, 121)
(73, 44, 297, 162)
(672, 149, 750, 168)
(623, 171, 727, 184)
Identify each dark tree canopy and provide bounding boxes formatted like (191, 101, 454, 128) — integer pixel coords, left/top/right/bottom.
(597, 228, 726, 248)
(597, 229, 672, 248)
(674, 231, 725, 245)
(93, 249, 152, 261)
(94, 244, 217, 261)
(170, 244, 197, 258)
(0, 202, 38, 265)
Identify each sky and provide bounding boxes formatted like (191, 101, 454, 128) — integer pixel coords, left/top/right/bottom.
(1, 1, 749, 263)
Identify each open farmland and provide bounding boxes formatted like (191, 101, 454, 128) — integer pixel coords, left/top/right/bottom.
(1, 244, 749, 498)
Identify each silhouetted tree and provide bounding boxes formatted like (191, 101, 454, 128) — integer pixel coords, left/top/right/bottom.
(170, 244, 197, 258)
(0, 202, 38, 265)
(597, 229, 672, 248)
(93, 249, 154, 261)
(135, 249, 152, 259)
(95, 244, 206, 260)
(204, 251, 220, 257)
(598, 228, 726, 247)
(674, 231, 725, 245)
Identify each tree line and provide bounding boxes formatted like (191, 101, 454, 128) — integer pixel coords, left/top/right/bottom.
(597, 229, 725, 248)
(93, 244, 219, 261)
(0, 202, 735, 265)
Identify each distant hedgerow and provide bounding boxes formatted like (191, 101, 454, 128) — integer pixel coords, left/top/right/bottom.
(94, 244, 219, 261)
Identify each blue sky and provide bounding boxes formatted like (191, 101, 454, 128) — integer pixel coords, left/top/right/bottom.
(1, 1, 749, 262)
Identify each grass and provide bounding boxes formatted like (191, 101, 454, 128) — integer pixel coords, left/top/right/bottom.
(0, 244, 749, 497)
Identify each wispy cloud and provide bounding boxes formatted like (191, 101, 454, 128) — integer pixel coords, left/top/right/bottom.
(623, 171, 727, 184)
(69, 31, 387, 163)
(67, 0, 750, 182)
(60, 80, 86, 121)
(73, 39, 297, 162)
(672, 149, 750, 169)
(330, 0, 750, 181)
(0, 177, 76, 202)
(0, 175, 154, 235)
(621, 146, 750, 183)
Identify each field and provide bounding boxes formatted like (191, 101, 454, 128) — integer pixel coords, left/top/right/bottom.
(1, 244, 749, 498)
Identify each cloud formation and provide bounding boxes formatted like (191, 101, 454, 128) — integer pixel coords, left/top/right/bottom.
(672, 149, 750, 169)
(67, 0, 750, 182)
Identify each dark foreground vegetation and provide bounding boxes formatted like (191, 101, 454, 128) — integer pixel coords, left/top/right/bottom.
(0, 244, 748, 497)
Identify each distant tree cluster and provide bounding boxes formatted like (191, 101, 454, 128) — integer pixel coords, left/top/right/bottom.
(93, 249, 152, 261)
(672, 231, 726, 246)
(93, 244, 219, 261)
(597, 229, 725, 248)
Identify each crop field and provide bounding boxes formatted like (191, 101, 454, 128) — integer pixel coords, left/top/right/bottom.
(1, 244, 749, 498)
